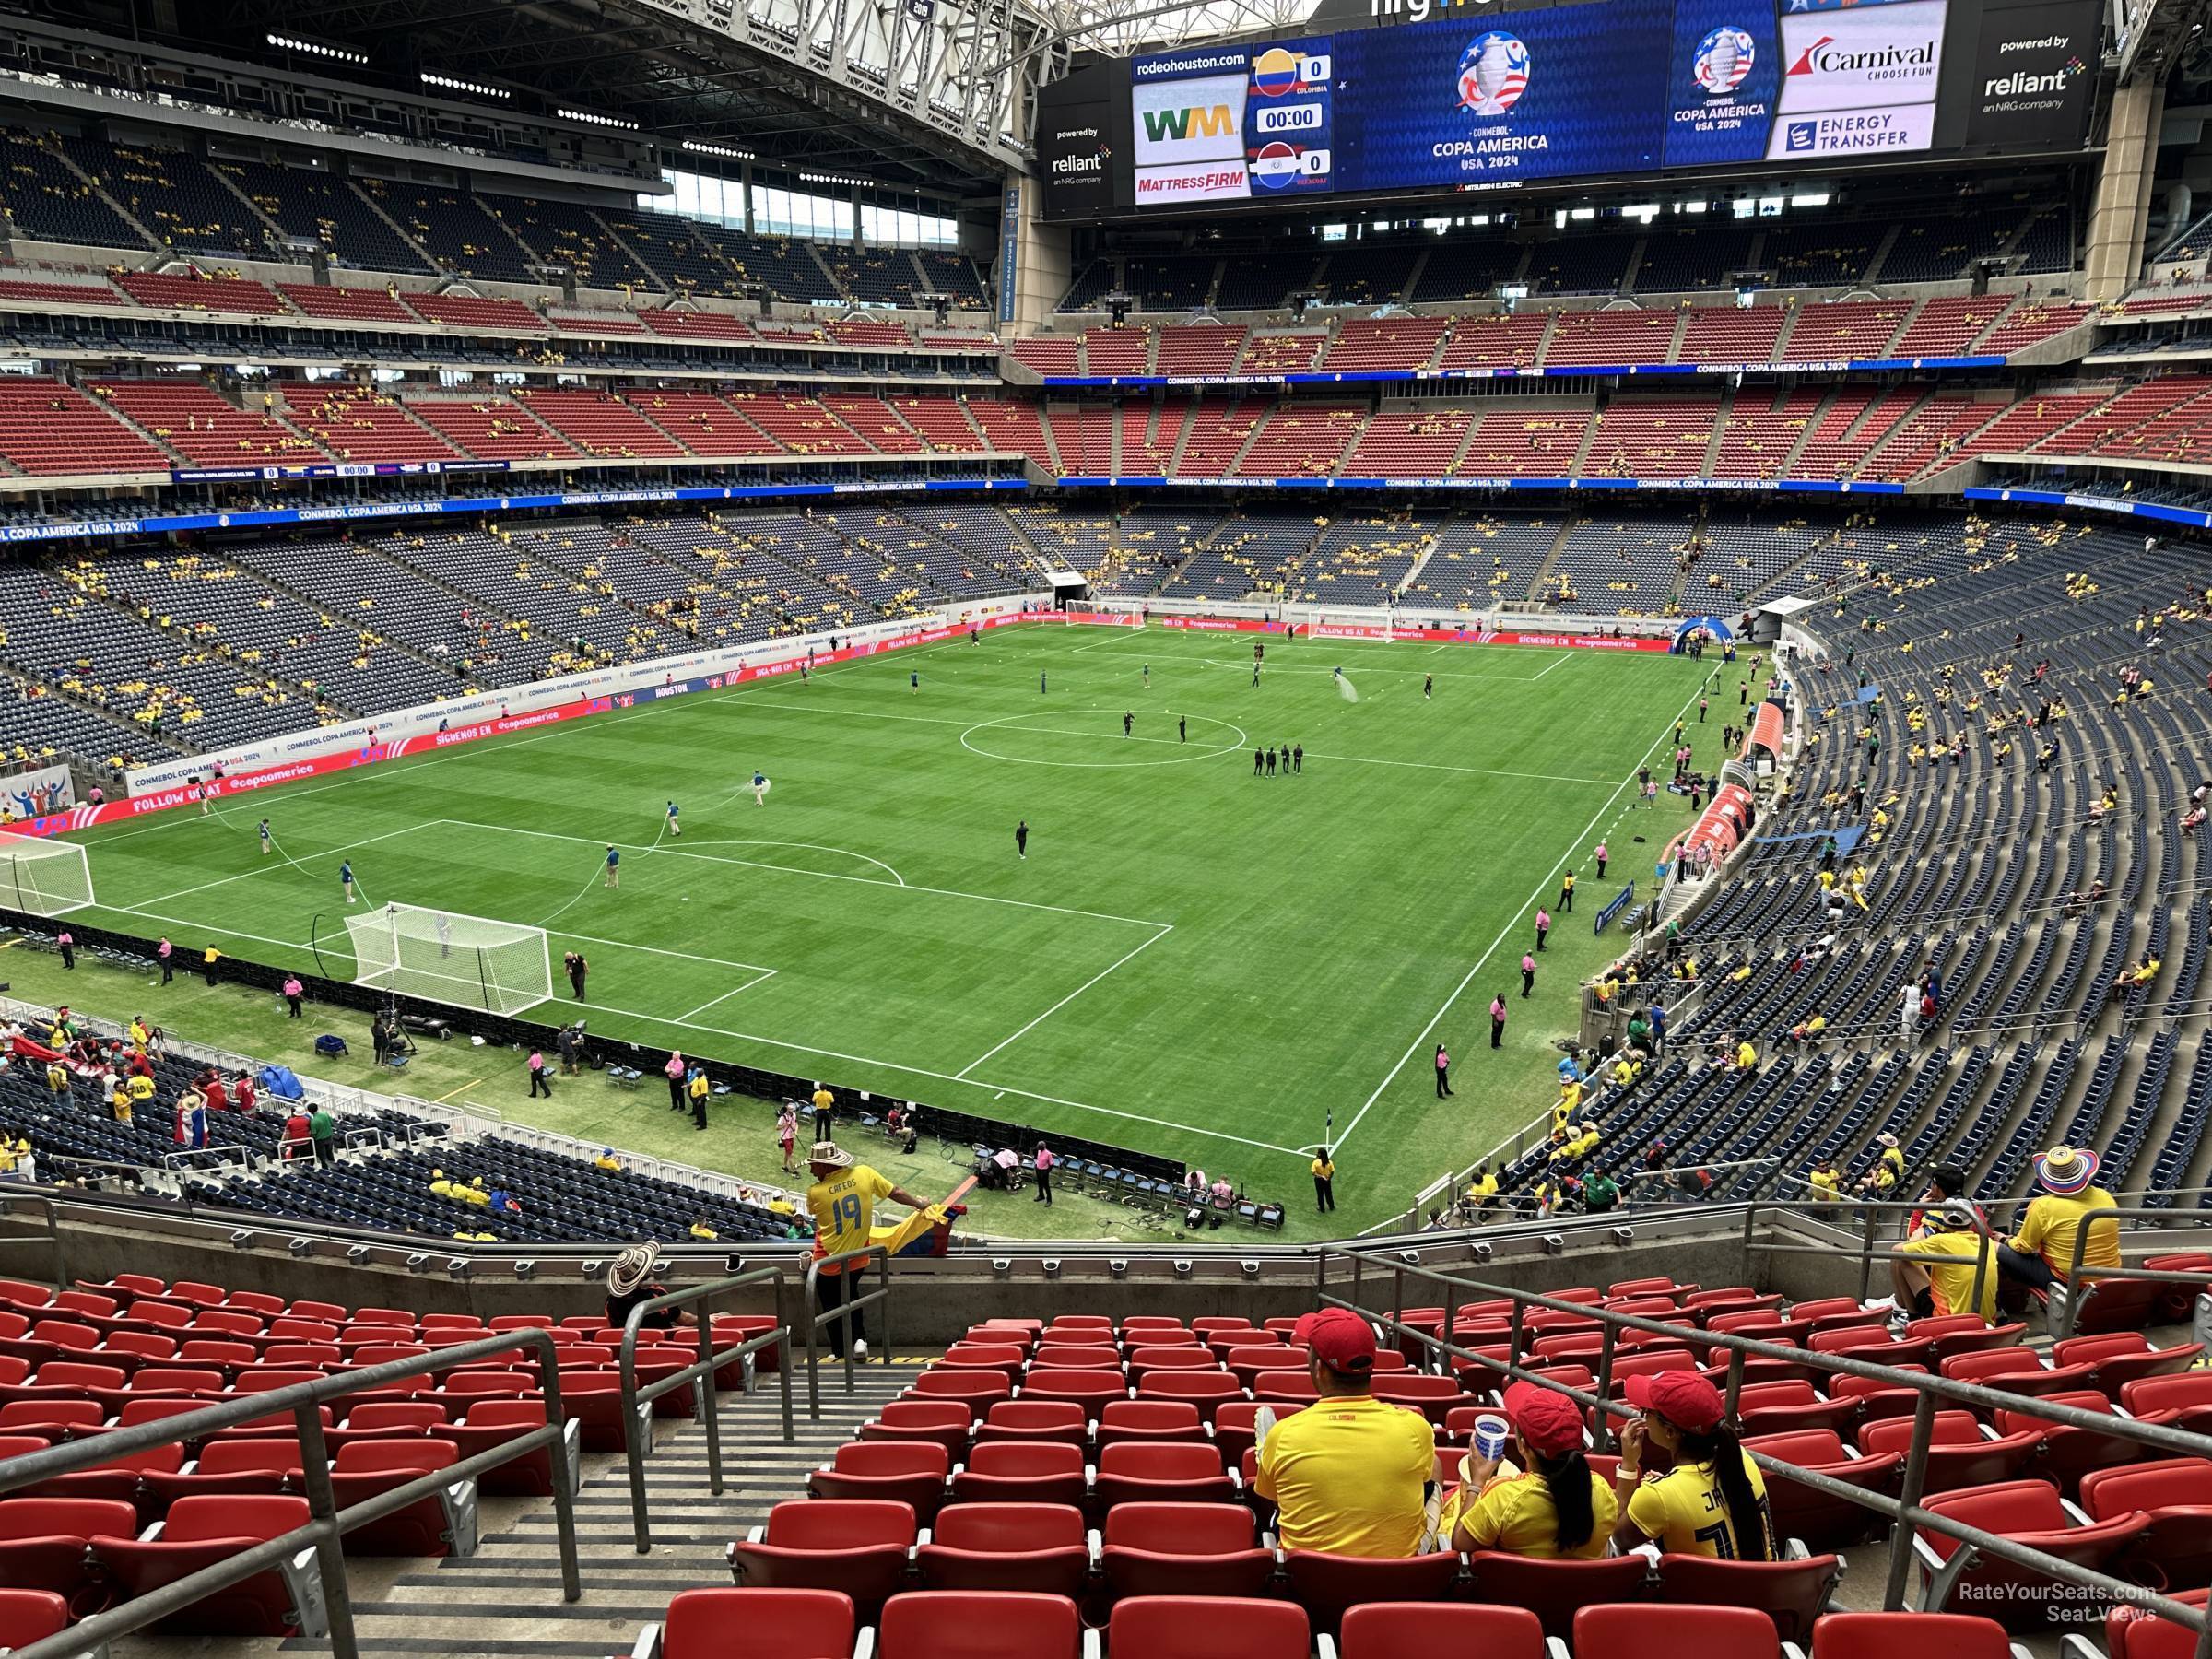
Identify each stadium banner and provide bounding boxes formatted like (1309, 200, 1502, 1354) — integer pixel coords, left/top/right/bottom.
(94, 606, 1054, 823)
(1594, 880, 1638, 935)
(0, 766, 74, 822)
(0, 476, 1027, 547)
(1150, 614, 1668, 649)
(1036, 0, 2098, 221)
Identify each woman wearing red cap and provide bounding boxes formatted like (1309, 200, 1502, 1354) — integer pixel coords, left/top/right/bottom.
(1446, 1381, 1614, 1558)
(1612, 1370, 1775, 1559)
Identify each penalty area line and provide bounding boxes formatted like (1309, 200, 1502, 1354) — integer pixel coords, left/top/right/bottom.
(953, 924, 1172, 1080)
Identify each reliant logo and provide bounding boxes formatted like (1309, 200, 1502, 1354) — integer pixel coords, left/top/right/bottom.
(1787, 36, 1936, 75)
(1984, 67, 2077, 95)
(1141, 103, 1236, 142)
(1053, 151, 1106, 175)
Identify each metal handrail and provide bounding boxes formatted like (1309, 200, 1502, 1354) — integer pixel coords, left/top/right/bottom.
(0, 1327, 582, 1659)
(803, 1244, 892, 1420)
(1312, 1248, 2212, 1653)
(0, 1189, 64, 1286)
(618, 1267, 795, 1552)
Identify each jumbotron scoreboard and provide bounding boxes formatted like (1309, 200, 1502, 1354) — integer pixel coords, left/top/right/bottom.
(1037, 0, 2099, 219)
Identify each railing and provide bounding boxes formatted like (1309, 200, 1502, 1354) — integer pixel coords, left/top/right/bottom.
(803, 1243, 893, 1420)
(0, 1188, 63, 1285)
(0, 1328, 582, 1659)
(1312, 1248, 2212, 1654)
(618, 1267, 795, 1553)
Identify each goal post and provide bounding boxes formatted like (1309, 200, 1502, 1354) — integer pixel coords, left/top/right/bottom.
(346, 902, 553, 1016)
(0, 835, 93, 917)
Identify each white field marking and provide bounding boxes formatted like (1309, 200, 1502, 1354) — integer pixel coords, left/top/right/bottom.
(675, 969, 781, 1023)
(677, 839, 907, 887)
(954, 923, 1173, 1080)
(1320, 672, 1712, 1159)
(1301, 751, 1615, 787)
(1068, 628, 1151, 654)
(555, 996, 1305, 1156)
(960, 712, 1246, 771)
(131, 821, 426, 909)
(1534, 653, 1573, 680)
(435, 817, 1171, 930)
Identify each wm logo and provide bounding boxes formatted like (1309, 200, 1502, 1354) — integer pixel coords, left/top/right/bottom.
(1142, 103, 1236, 141)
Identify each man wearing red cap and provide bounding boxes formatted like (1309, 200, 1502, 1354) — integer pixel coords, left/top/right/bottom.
(1447, 1381, 1614, 1558)
(1612, 1370, 1775, 1559)
(1253, 1309, 1437, 1557)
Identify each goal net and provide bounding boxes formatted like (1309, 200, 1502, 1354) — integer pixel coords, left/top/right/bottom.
(346, 902, 552, 1016)
(0, 835, 93, 917)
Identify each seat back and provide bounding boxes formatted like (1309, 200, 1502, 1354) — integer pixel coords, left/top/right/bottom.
(929, 1502, 1087, 1552)
(1810, 1612, 2017, 1659)
(1650, 1554, 1842, 1643)
(831, 1441, 949, 1477)
(1284, 1549, 1465, 1639)
(1108, 1596, 1309, 1659)
(333, 1438, 460, 1476)
(878, 1590, 1081, 1659)
(198, 1439, 306, 1477)
(163, 1493, 313, 1545)
(968, 1441, 1084, 1477)
(1578, 1603, 1778, 1659)
(1103, 1501, 1253, 1554)
(663, 1587, 855, 1659)
(1339, 1603, 1546, 1659)
(2080, 1456, 2212, 1522)
(761, 1499, 917, 1549)
(0, 1496, 138, 1542)
(1463, 1552, 1652, 1641)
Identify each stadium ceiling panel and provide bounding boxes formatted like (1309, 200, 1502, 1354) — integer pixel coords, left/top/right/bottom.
(208, 0, 1034, 189)
(1042, 0, 1320, 57)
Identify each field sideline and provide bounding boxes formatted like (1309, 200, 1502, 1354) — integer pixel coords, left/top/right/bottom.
(53, 622, 1725, 1224)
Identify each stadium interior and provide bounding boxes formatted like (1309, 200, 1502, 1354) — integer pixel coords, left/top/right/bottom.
(6, 0, 2212, 1654)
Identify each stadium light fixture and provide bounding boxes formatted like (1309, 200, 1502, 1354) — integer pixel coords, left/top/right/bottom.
(683, 139, 757, 161)
(420, 71, 510, 100)
(267, 32, 370, 65)
(559, 107, 641, 130)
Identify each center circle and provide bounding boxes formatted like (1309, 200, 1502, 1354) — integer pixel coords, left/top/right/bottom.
(959, 711, 1249, 770)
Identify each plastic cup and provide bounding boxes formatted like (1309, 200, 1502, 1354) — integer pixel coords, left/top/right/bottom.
(1473, 1413, 1510, 1462)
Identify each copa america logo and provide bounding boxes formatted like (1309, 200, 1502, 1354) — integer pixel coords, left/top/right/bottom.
(1692, 27, 1755, 95)
(1457, 32, 1530, 116)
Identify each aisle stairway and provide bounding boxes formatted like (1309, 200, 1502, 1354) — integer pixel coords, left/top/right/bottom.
(269, 1364, 912, 1659)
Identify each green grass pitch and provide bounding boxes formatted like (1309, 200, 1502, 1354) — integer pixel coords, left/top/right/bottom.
(54, 623, 1719, 1228)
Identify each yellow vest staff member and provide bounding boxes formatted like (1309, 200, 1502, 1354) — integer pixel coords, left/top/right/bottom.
(805, 1140, 927, 1364)
(1253, 1308, 1436, 1558)
(1891, 1204, 2000, 1324)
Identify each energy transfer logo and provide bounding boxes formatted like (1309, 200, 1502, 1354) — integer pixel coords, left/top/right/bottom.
(1692, 27, 1757, 96)
(1457, 32, 1530, 117)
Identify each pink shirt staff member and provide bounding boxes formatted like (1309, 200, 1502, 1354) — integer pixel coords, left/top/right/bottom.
(1594, 841, 1609, 879)
(1032, 1144, 1055, 1206)
(664, 1051, 688, 1113)
(1535, 908, 1551, 952)
(1490, 995, 1508, 1049)
(1522, 953, 1537, 997)
(1435, 1043, 1453, 1099)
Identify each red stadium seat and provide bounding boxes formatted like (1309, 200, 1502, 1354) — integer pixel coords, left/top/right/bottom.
(0, 1496, 139, 1616)
(1462, 1551, 1650, 1641)
(952, 1441, 1088, 1508)
(1019, 1370, 1127, 1419)
(2096, 1587, 2208, 1659)
(1810, 1611, 2017, 1659)
(1650, 1553, 1842, 1643)
(653, 1587, 857, 1659)
(1108, 1594, 1308, 1659)
(1942, 1347, 2099, 1399)
(1030, 1346, 1123, 1373)
(1338, 1602, 1545, 1659)
(143, 1437, 303, 1505)
(0, 1589, 70, 1653)
(2054, 1334, 2206, 1398)
(728, 1500, 917, 1619)
(1214, 1400, 1300, 1468)
(445, 1400, 577, 1498)
(2124, 1374, 2212, 1436)
(1826, 1370, 1931, 1426)
(916, 1501, 1092, 1595)
(1735, 1381, 1864, 1439)
(973, 1400, 1088, 1449)
(1579, 1602, 1781, 1659)
(809, 1442, 949, 1521)
(1859, 1412, 2041, 1495)
(1285, 1549, 1464, 1638)
(92, 1494, 324, 1635)
(1092, 1441, 1236, 1509)
(878, 1590, 1082, 1659)
(1913, 1480, 2148, 1630)
(1098, 1400, 1208, 1449)
(1992, 1393, 2145, 1497)
(2079, 1457, 2212, 1589)
(862, 1401, 972, 1461)
(1745, 1429, 1900, 1548)
(1101, 1501, 1276, 1599)
(1135, 1371, 1245, 1421)
(329, 1438, 477, 1556)
(936, 1344, 1026, 1378)
(1370, 1375, 1477, 1426)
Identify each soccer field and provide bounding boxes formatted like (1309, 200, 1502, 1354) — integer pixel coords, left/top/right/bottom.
(57, 622, 1713, 1221)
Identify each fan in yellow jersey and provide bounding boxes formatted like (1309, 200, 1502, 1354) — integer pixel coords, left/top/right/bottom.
(1447, 1381, 1615, 1558)
(1613, 1371, 1776, 1559)
(1996, 1146, 2120, 1312)
(1253, 1308, 1437, 1558)
(805, 1141, 929, 1363)
(1889, 1204, 2000, 1324)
